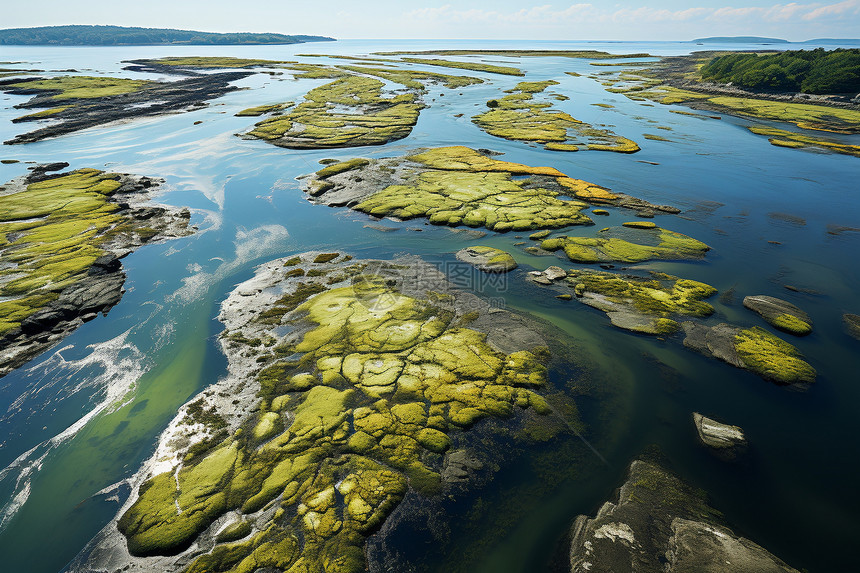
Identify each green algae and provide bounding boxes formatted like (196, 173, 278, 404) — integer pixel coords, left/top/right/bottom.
(748, 125, 860, 157)
(735, 326, 816, 384)
(7, 76, 155, 123)
(398, 57, 523, 76)
(10, 75, 152, 100)
(143, 57, 292, 69)
(541, 226, 709, 264)
(306, 146, 677, 232)
(456, 246, 518, 272)
(0, 169, 151, 334)
(14, 106, 70, 120)
(119, 258, 554, 571)
(314, 159, 370, 180)
(622, 221, 657, 229)
(340, 65, 483, 90)
(565, 269, 716, 334)
(472, 81, 640, 153)
(770, 313, 813, 336)
(351, 147, 593, 232)
(245, 76, 422, 148)
(643, 133, 671, 141)
(602, 67, 860, 136)
(235, 103, 292, 117)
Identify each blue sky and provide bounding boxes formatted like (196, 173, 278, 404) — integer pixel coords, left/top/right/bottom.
(4, 0, 860, 40)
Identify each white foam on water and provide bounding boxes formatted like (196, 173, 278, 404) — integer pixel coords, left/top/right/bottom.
(169, 224, 290, 305)
(0, 329, 147, 533)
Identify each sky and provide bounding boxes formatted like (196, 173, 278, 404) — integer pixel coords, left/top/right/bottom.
(3, 0, 860, 41)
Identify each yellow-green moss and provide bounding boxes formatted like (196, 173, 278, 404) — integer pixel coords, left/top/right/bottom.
(121, 265, 554, 572)
(769, 313, 813, 336)
(735, 326, 816, 384)
(567, 269, 716, 324)
(398, 57, 523, 76)
(246, 76, 421, 148)
(11, 76, 152, 100)
(235, 103, 292, 117)
(472, 81, 639, 153)
(542, 226, 709, 263)
(353, 151, 593, 231)
(146, 57, 292, 69)
(748, 125, 860, 157)
(0, 170, 150, 334)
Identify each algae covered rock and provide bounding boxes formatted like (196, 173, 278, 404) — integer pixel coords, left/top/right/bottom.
(568, 459, 801, 573)
(242, 76, 422, 148)
(541, 225, 709, 264)
(743, 295, 812, 336)
(472, 80, 640, 153)
(564, 269, 717, 335)
(3, 71, 252, 144)
(303, 146, 679, 232)
(101, 252, 560, 573)
(844, 313, 860, 341)
(682, 322, 815, 384)
(0, 167, 192, 377)
(456, 246, 517, 273)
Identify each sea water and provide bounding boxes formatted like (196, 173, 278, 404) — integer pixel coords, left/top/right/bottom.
(0, 39, 857, 573)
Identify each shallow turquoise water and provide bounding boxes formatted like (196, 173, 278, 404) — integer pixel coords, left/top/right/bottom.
(0, 40, 858, 573)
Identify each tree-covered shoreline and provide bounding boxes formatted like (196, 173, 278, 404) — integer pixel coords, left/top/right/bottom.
(700, 48, 860, 94)
(0, 25, 334, 46)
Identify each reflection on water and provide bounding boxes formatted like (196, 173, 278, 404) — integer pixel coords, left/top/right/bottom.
(0, 39, 857, 573)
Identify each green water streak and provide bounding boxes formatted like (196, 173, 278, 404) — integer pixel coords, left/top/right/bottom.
(0, 308, 211, 573)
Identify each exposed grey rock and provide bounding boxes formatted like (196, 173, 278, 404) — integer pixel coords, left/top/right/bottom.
(568, 460, 800, 573)
(543, 266, 568, 281)
(3, 71, 252, 144)
(693, 412, 746, 459)
(442, 449, 484, 483)
(456, 246, 517, 273)
(0, 169, 193, 377)
(682, 321, 743, 367)
(743, 295, 812, 335)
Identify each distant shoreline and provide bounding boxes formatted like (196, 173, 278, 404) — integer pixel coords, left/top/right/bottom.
(0, 25, 335, 46)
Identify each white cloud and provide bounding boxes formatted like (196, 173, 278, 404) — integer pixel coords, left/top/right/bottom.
(403, 1, 860, 28)
(803, 0, 860, 19)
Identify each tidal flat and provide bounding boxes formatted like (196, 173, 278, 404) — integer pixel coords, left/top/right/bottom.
(0, 40, 857, 573)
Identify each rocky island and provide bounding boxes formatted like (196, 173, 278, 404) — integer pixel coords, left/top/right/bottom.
(74, 251, 564, 572)
(567, 460, 800, 573)
(0, 165, 192, 376)
(1, 71, 253, 144)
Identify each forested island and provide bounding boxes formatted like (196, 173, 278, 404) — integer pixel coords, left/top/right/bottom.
(700, 48, 860, 94)
(0, 25, 334, 46)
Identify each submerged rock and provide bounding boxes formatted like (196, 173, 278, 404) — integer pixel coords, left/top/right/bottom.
(456, 246, 517, 272)
(0, 168, 192, 377)
(568, 460, 800, 573)
(682, 322, 815, 384)
(844, 313, 860, 341)
(743, 295, 812, 336)
(76, 252, 561, 573)
(693, 412, 746, 458)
